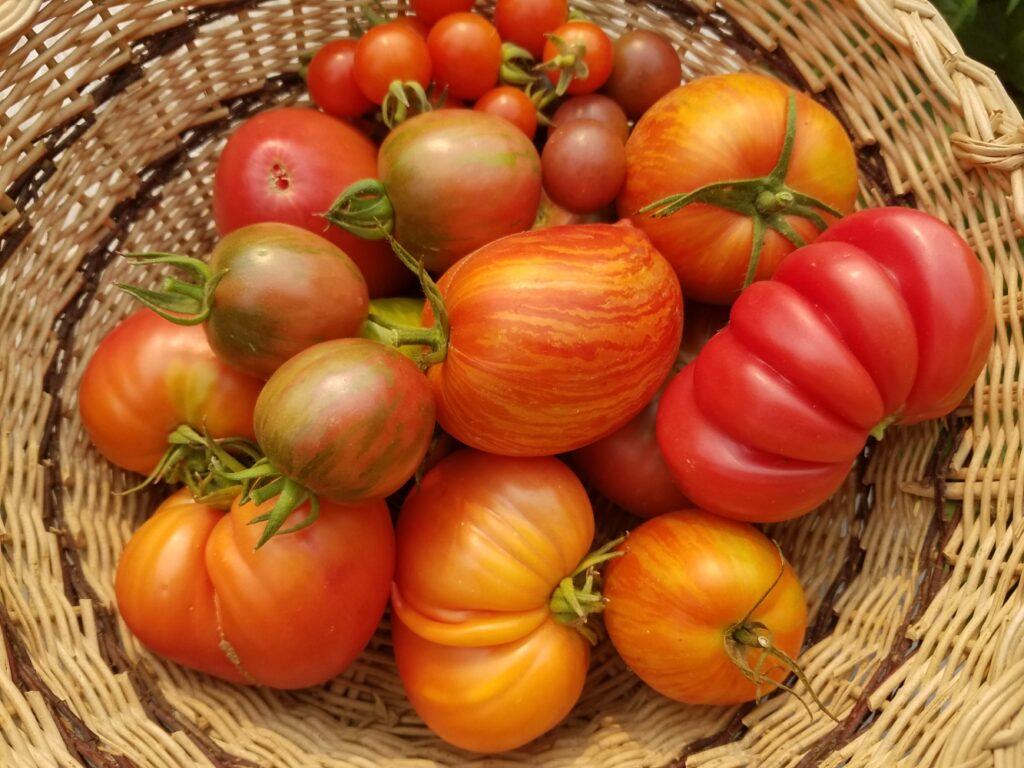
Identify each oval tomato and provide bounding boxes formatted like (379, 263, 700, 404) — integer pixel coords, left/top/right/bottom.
(603, 509, 807, 705)
(618, 73, 858, 304)
(116, 488, 394, 689)
(656, 208, 994, 523)
(253, 337, 436, 503)
(78, 309, 263, 475)
(391, 449, 598, 752)
(212, 107, 411, 297)
(422, 221, 683, 456)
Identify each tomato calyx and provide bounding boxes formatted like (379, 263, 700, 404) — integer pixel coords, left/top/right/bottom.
(535, 33, 589, 96)
(548, 536, 624, 644)
(323, 179, 397, 240)
(636, 94, 845, 290)
(722, 545, 837, 721)
(220, 458, 321, 548)
(381, 79, 436, 129)
(117, 252, 227, 326)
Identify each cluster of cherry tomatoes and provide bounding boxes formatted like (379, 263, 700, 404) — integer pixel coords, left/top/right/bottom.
(78, 0, 996, 755)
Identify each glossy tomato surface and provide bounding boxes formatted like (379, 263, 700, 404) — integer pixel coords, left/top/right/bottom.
(379, 109, 542, 273)
(391, 449, 595, 752)
(603, 509, 807, 705)
(425, 221, 683, 456)
(212, 107, 410, 297)
(254, 337, 436, 502)
(656, 208, 994, 523)
(618, 73, 858, 304)
(204, 222, 369, 379)
(116, 488, 395, 689)
(78, 309, 263, 475)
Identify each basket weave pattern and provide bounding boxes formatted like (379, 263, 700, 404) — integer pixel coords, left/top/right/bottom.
(1, 1, 1023, 766)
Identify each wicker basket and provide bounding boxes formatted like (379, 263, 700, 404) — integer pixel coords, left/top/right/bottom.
(2, 1, 1022, 766)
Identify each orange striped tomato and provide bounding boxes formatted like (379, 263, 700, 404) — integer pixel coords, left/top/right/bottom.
(423, 221, 683, 456)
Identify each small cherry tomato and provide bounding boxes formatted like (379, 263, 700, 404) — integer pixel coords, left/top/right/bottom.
(551, 93, 630, 143)
(542, 21, 614, 95)
(494, 0, 568, 58)
(305, 38, 374, 118)
(542, 118, 626, 213)
(602, 29, 682, 119)
(427, 12, 502, 101)
(354, 21, 433, 104)
(409, 0, 475, 27)
(473, 85, 538, 139)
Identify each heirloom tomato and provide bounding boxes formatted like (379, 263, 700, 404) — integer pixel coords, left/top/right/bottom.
(249, 337, 435, 541)
(603, 509, 808, 705)
(656, 208, 994, 523)
(618, 72, 858, 304)
(414, 221, 683, 456)
(326, 109, 542, 273)
(602, 29, 682, 120)
(391, 449, 607, 753)
(116, 488, 394, 689)
(541, 118, 626, 213)
(122, 223, 369, 379)
(78, 309, 262, 476)
(212, 107, 410, 297)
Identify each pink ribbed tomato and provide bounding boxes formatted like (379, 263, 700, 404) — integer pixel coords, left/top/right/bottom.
(422, 221, 683, 456)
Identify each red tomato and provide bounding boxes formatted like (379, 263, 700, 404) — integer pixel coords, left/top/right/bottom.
(602, 29, 682, 120)
(618, 73, 859, 304)
(473, 85, 538, 139)
(603, 509, 807, 705)
(409, 0, 475, 27)
(352, 109, 542, 273)
(551, 93, 630, 144)
(656, 208, 994, 523)
(116, 488, 394, 689)
(391, 449, 597, 752)
(494, 0, 568, 58)
(305, 38, 374, 118)
(254, 338, 436, 504)
(422, 221, 683, 456)
(353, 21, 433, 104)
(78, 309, 263, 475)
(541, 21, 614, 95)
(212, 108, 410, 297)
(541, 118, 626, 213)
(426, 12, 501, 101)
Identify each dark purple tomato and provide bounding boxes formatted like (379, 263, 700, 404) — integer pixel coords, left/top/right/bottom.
(602, 29, 682, 120)
(541, 118, 626, 214)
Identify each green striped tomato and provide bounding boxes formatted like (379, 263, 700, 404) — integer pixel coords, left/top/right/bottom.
(424, 221, 683, 456)
(253, 337, 436, 502)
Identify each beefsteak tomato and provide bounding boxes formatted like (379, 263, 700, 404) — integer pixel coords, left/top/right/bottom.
(656, 207, 994, 522)
(390, 449, 607, 753)
(618, 72, 858, 304)
(116, 488, 394, 689)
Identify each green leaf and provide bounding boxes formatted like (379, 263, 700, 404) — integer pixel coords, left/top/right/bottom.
(935, 0, 979, 30)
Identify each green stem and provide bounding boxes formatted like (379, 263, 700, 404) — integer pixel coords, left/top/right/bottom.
(499, 42, 540, 87)
(534, 33, 589, 96)
(117, 252, 226, 325)
(381, 79, 434, 129)
(549, 536, 625, 644)
(322, 178, 395, 240)
(635, 93, 846, 291)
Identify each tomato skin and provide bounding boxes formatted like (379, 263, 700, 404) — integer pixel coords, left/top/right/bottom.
(205, 223, 369, 379)
(78, 309, 263, 475)
(353, 22, 433, 104)
(116, 489, 395, 689)
(551, 93, 630, 144)
(602, 29, 682, 120)
(254, 338, 436, 502)
(816, 207, 994, 424)
(618, 73, 858, 304)
(656, 210, 994, 523)
(409, 0, 475, 27)
(212, 107, 410, 298)
(494, 0, 568, 58)
(541, 118, 626, 213)
(305, 38, 374, 118)
(473, 85, 538, 140)
(379, 109, 542, 272)
(543, 21, 614, 95)
(424, 222, 683, 456)
(602, 509, 807, 705)
(391, 449, 594, 752)
(426, 13, 502, 101)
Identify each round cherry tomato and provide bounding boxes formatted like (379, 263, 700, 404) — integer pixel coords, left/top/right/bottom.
(409, 0, 475, 27)
(116, 488, 394, 689)
(473, 85, 538, 139)
(542, 21, 614, 95)
(541, 118, 626, 213)
(391, 449, 597, 752)
(78, 309, 263, 475)
(212, 107, 410, 297)
(602, 29, 682, 119)
(618, 73, 859, 304)
(422, 221, 683, 456)
(551, 93, 629, 144)
(656, 208, 994, 523)
(254, 337, 436, 503)
(603, 509, 807, 705)
(305, 38, 374, 118)
(426, 12, 501, 101)
(494, 0, 568, 58)
(353, 21, 433, 104)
